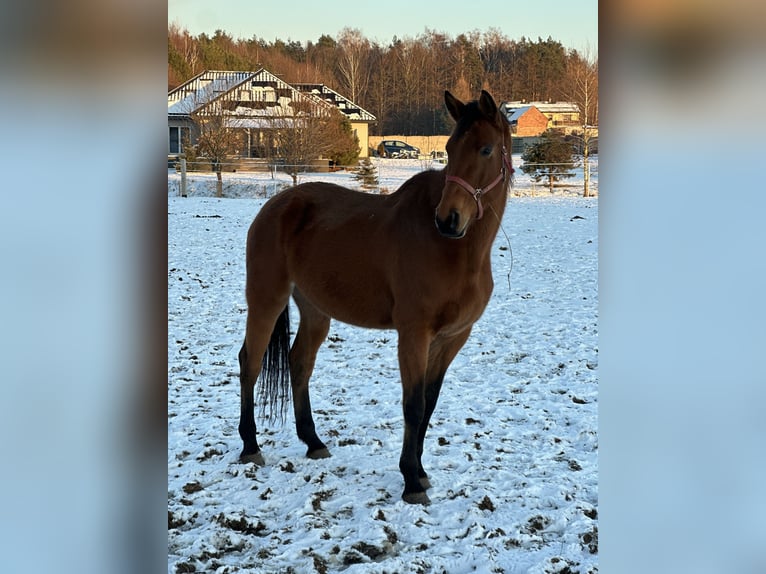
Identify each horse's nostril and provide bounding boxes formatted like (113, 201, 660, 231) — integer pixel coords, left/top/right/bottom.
(448, 210, 459, 231)
(435, 209, 464, 238)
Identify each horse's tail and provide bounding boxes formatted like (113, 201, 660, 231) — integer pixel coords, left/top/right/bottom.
(256, 305, 292, 423)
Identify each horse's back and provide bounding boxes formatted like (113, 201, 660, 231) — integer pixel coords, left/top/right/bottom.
(250, 171, 445, 242)
(245, 172, 447, 328)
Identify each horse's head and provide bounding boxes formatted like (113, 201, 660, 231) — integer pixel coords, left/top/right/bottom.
(435, 90, 512, 239)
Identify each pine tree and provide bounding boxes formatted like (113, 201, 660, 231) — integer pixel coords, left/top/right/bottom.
(354, 157, 379, 190)
(327, 115, 361, 167)
(520, 130, 577, 193)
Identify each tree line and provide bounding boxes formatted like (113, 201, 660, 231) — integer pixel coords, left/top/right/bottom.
(168, 25, 597, 137)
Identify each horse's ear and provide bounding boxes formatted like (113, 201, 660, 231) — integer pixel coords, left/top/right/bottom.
(444, 90, 465, 121)
(478, 90, 498, 120)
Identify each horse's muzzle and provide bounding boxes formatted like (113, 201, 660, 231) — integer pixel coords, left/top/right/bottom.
(435, 209, 466, 239)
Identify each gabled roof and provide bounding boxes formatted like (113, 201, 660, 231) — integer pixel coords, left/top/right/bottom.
(168, 70, 376, 123)
(293, 83, 376, 122)
(168, 70, 253, 115)
(502, 101, 580, 114)
(504, 106, 532, 123)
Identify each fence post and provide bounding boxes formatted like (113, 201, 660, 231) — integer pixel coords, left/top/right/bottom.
(179, 156, 187, 197)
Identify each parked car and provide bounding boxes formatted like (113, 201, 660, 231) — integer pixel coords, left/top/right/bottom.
(377, 140, 421, 159)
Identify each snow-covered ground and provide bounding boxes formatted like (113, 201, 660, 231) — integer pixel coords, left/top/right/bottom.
(168, 159, 598, 573)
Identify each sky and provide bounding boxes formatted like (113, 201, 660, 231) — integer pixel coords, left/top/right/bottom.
(168, 0, 598, 54)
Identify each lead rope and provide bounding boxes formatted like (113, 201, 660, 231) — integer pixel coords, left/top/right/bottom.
(490, 145, 514, 291)
(488, 202, 513, 291)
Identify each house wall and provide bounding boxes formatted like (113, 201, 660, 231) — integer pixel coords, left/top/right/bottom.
(546, 111, 581, 130)
(352, 121, 370, 157)
(516, 107, 550, 137)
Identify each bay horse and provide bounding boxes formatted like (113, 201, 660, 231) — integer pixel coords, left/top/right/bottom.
(238, 90, 513, 504)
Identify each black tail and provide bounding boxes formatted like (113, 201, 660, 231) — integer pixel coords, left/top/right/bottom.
(256, 305, 292, 423)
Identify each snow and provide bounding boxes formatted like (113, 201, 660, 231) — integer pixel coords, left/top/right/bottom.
(168, 159, 598, 573)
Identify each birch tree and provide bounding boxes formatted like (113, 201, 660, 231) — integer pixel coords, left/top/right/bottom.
(564, 49, 598, 196)
(336, 28, 370, 105)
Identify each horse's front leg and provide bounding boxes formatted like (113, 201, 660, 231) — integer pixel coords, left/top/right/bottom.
(397, 329, 431, 504)
(417, 328, 473, 490)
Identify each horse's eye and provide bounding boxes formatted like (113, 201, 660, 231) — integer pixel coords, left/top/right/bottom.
(480, 146, 493, 157)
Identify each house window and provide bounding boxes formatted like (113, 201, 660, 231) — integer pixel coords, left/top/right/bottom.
(169, 126, 180, 154)
(169, 126, 188, 154)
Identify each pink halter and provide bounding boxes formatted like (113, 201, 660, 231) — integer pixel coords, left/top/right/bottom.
(444, 146, 514, 220)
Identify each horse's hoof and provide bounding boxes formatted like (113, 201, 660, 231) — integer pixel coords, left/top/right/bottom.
(402, 491, 431, 505)
(240, 451, 265, 466)
(307, 447, 331, 459)
(419, 476, 432, 490)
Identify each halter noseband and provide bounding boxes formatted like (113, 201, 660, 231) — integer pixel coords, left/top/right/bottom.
(444, 145, 514, 220)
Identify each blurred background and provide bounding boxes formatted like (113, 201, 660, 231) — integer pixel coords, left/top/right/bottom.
(601, 1, 766, 573)
(0, 1, 763, 572)
(0, 0, 165, 573)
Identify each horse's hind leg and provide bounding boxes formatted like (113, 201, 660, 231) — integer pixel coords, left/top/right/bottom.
(238, 299, 290, 465)
(238, 338, 264, 465)
(290, 289, 331, 459)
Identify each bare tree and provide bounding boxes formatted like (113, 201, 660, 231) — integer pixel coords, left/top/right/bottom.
(192, 102, 240, 197)
(565, 48, 598, 126)
(564, 48, 598, 197)
(268, 97, 358, 186)
(389, 37, 429, 134)
(336, 28, 370, 105)
(366, 46, 391, 135)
